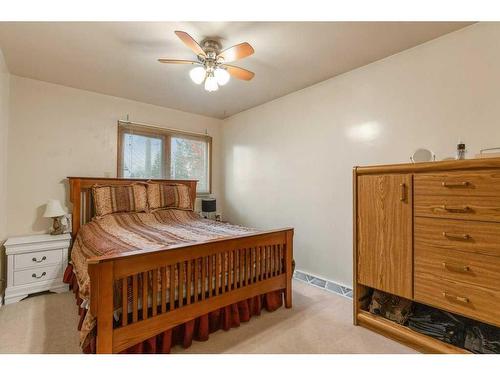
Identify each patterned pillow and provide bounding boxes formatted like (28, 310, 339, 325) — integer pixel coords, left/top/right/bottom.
(146, 183, 193, 211)
(92, 183, 148, 217)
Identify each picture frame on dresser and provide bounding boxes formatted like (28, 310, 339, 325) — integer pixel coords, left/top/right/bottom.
(4, 233, 71, 305)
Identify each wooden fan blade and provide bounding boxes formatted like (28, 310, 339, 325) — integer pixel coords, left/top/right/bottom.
(174, 30, 206, 57)
(223, 65, 255, 81)
(158, 59, 200, 65)
(218, 42, 254, 62)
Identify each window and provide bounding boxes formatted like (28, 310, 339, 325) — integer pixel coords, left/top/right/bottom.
(117, 122, 211, 194)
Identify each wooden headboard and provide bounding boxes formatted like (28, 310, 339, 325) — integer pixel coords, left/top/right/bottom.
(67, 177, 198, 238)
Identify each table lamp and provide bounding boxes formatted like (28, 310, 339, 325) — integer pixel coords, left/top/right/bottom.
(43, 199, 66, 235)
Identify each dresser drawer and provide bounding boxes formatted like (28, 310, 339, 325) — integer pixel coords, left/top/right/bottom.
(415, 245, 500, 290)
(414, 194, 500, 222)
(13, 264, 62, 286)
(415, 217, 500, 257)
(14, 249, 63, 270)
(414, 273, 500, 326)
(414, 171, 500, 197)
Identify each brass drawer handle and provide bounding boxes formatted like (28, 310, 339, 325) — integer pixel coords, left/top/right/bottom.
(32, 256, 47, 263)
(442, 232, 471, 240)
(441, 181, 470, 188)
(400, 183, 406, 202)
(32, 272, 47, 279)
(442, 291, 469, 303)
(440, 205, 470, 213)
(442, 262, 470, 273)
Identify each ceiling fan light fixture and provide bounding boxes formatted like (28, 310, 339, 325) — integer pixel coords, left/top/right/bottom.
(214, 67, 230, 86)
(159, 30, 255, 93)
(189, 66, 206, 85)
(204, 74, 219, 92)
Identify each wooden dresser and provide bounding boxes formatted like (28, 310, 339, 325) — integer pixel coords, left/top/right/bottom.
(353, 158, 500, 354)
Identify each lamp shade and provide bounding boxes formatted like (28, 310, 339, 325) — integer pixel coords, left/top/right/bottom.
(43, 199, 66, 218)
(201, 198, 216, 213)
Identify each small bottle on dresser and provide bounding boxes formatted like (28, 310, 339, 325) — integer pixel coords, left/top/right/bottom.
(456, 140, 466, 160)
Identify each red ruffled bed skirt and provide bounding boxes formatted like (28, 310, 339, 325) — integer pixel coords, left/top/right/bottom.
(63, 264, 283, 354)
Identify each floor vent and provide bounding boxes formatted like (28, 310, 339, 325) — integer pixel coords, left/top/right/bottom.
(293, 270, 353, 299)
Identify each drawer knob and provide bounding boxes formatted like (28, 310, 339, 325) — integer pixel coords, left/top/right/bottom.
(442, 291, 469, 303)
(442, 262, 470, 273)
(441, 181, 470, 188)
(32, 256, 47, 263)
(442, 232, 471, 240)
(32, 272, 47, 279)
(440, 205, 470, 213)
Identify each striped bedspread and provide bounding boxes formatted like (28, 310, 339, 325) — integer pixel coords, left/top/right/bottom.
(70, 209, 255, 348)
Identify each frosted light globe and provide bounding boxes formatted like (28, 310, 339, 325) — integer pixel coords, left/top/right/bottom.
(189, 66, 206, 85)
(204, 75, 219, 92)
(214, 68, 230, 86)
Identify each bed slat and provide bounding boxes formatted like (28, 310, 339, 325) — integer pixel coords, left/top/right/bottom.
(161, 266, 167, 314)
(270, 246, 274, 278)
(201, 256, 206, 300)
(247, 248, 252, 285)
(208, 255, 213, 297)
(271, 245, 277, 277)
(251, 248, 256, 283)
(269, 246, 273, 278)
(142, 272, 148, 320)
(238, 248, 242, 287)
(85, 190, 92, 224)
(256, 246, 261, 281)
(260, 246, 266, 280)
(224, 251, 228, 293)
(215, 253, 220, 296)
(121, 277, 128, 327)
(229, 250, 233, 291)
(178, 262, 184, 308)
(276, 244, 281, 275)
(132, 275, 138, 323)
(278, 244, 281, 275)
(194, 258, 199, 303)
(186, 260, 192, 305)
(169, 264, 175, 311)
(152, 269, 158, 317)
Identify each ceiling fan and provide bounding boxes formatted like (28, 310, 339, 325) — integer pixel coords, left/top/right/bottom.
(158, 30, 255, 92)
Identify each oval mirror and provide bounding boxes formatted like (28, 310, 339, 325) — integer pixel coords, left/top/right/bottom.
(410, 148, 435, 163)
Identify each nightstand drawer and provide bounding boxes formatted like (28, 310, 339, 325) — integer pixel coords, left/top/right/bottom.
(14, 249, 63, 270)
(13, 264, 62, 286)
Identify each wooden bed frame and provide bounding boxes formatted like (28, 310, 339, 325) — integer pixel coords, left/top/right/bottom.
(68, 177, 294, 354)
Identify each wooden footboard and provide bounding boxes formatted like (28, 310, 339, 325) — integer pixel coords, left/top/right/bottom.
(87, 228, 294, 353)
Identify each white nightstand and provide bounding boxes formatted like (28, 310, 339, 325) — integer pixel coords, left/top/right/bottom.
(4, 233, 71, 304)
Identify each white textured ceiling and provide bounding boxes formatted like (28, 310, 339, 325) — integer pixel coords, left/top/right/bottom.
(0, 22, 473, 119)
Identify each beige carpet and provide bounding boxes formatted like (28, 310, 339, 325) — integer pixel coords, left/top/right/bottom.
(0, 281, 415, 354)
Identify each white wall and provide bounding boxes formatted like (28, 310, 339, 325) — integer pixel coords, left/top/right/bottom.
(0, 49, 10, 296)
(7, 76, 222, 236)
(221, 23, 500, 287)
